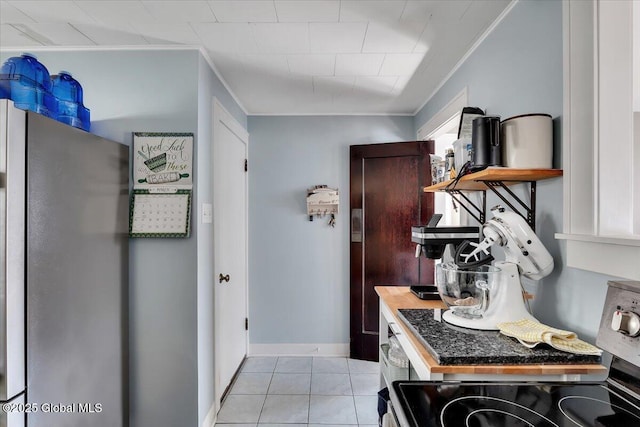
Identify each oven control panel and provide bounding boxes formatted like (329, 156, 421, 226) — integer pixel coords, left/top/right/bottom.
(597, 280, 640, 365)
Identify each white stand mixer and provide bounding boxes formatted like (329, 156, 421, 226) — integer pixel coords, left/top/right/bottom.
(440, 205, 554, 330)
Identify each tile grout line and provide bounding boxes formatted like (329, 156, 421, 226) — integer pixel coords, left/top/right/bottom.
(255, 356, 278, 424)
(306, 372, 312, 425)
(349, 367, 360, 425)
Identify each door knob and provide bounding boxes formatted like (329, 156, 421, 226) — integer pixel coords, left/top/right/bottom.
(219, 273, 230, 283)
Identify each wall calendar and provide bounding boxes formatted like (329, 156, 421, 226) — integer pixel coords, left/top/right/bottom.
(129, 132, 193, 238)
(129, 190, 191, 238)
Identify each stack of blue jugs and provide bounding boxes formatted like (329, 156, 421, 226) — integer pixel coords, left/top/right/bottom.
(0, 53, 90, 131)
(51, 71, 90, 131)
(0, 53, 57, 119)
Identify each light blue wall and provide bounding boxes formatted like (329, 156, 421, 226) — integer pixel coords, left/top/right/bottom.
(414, 0, 621, 342)
(247, 116, 414, 345)
(195, 55, 216, 427)
(0, 48, 247, 427)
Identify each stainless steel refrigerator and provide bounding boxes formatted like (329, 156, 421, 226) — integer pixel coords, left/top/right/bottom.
(0, 99, 128, 427)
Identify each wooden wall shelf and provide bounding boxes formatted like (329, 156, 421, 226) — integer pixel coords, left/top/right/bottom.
(423, 168, 563, 193)
(422, 168, 563, 230)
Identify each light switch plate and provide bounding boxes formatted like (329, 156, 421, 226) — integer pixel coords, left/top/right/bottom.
(202, 203, 212, 223)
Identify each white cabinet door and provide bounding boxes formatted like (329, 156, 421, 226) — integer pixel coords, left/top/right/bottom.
(559, 0, 640, 280)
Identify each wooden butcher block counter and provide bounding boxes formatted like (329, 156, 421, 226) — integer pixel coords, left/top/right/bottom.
(375, 286, 607, 382)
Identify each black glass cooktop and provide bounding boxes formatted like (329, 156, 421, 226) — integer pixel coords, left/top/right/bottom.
(392, 381, 640, 427)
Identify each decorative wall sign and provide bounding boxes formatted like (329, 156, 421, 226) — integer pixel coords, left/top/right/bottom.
(130, 132, 194, 238)
(129, 190, 191, 238)
(133, 132, 193, 190)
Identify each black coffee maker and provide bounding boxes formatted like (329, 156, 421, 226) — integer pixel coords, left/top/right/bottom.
(471, 116, 501, 170)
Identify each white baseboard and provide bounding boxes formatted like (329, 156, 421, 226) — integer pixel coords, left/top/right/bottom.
(248, 343, 349, 357)
(202, 402, 216, 427)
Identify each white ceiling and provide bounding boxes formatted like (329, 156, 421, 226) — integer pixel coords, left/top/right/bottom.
(0, 0, 512, 115)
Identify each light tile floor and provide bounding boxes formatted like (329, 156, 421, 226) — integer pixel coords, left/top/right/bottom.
(215, 356, 380, 427)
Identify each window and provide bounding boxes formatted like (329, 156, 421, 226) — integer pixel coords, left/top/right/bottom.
(417, 88, 471, 227)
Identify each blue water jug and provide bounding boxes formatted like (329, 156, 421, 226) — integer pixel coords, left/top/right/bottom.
(0, 53, 56, 118)
(51, 71, 90, 131)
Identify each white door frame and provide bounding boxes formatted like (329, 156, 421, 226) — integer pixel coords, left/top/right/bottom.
(212, 97, 249, 413)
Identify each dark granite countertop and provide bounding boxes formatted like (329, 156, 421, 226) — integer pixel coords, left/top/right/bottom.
(397, 309, 602, 366)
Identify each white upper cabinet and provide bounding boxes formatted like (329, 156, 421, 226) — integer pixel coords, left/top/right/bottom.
(558, 0, 640, 280)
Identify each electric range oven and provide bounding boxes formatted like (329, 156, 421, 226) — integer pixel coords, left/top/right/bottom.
(389, 280, 640, 427)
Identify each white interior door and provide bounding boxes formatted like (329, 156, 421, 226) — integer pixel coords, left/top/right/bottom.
(213, 99, 248, 407)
